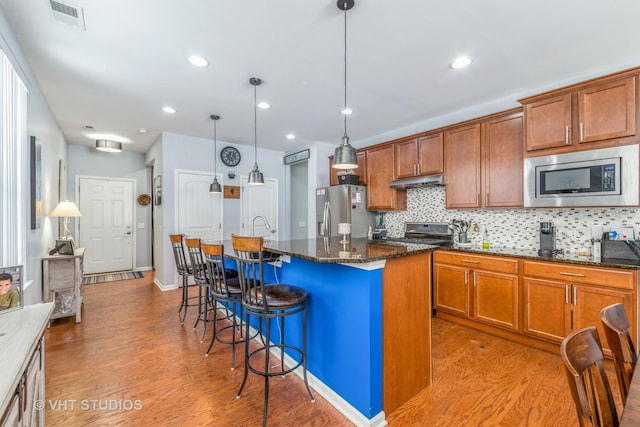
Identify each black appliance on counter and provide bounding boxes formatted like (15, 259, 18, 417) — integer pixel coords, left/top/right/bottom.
(383, 222, 454, 247)
(538, 221, 556, 257)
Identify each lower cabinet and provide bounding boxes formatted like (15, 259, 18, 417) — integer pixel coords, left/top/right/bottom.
(523, 261, 635, 353)
(434, 251, 638, 354)
(434, 251, 519, 331)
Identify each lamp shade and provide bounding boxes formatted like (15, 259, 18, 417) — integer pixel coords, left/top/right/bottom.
(248, 164, 264, 185)
(50, 201, 82, 217)
(95, 139, 122, 153)
(333, 136, 358, 169)
(209, 178, 222, 193)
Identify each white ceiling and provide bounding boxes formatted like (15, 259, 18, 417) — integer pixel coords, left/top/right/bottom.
(2, 0, 640, 154)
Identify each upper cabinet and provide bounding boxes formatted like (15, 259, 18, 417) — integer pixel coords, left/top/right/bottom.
(521, 71, 638, 155)
(394, 133, 443, 179)
(444, 123, 481, 209)
(366, 145, 407, 211)
(445, 110, 524, 209)
(329, 151, 367, 186)
(482, 112, 524, 208)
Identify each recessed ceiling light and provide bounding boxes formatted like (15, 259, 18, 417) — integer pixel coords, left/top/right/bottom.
(450, 56, 473, 69)
(138, 128, 148, 134)
(286, 134, 295, 140)
(187, 55, 208, 67)
(341, 108, 352, 115)
(257, 102, 270, 109)
(162, 106, 176, 114)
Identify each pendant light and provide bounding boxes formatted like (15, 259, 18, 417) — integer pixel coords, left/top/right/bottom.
(332, 0, 358, 170)
(209, 114, 222, 194)
(248, 77, 265, 185)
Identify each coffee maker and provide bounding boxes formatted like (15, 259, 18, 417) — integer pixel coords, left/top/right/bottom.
(538, 222, 556, 257)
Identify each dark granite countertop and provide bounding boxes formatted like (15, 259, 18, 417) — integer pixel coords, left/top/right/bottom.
(438, 244, 640, 270)
(217, 237, 640, 270)
(262, 237, 435, 263)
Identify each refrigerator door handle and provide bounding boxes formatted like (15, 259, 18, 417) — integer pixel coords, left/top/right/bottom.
(326, 201, 331, 237)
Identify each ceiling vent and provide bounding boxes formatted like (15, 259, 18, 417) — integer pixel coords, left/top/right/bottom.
(49, 0, 86, 30)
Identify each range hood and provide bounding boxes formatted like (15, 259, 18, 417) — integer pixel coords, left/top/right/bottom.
(389, 174, 445, 189)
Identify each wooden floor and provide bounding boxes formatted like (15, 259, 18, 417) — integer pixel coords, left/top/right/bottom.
(44, 272, 619, 426)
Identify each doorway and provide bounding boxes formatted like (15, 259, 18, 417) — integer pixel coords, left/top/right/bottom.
(240, 177, 279, 240)
(290, 161, 308, 239)
(78, 176, 135, 274)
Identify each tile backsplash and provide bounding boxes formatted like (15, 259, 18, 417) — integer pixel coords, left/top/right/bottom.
(383, 187, 640, 254)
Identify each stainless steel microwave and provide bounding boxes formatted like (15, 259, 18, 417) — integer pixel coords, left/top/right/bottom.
(524, 145, 639, 207)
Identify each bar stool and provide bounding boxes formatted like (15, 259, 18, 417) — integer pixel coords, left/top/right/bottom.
(202, 243, 254, 369)
(185, 238, 216, 342)
(169, 234, 198, 324)
(231, 234, 315, 427)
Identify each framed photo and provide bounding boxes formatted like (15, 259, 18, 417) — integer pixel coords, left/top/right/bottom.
(154, 175, 162, 205)
(30, 136, 42, 229)
(0, 265, 23, 313)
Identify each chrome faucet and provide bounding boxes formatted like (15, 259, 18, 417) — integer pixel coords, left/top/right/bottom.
(251, 215, 271, 237)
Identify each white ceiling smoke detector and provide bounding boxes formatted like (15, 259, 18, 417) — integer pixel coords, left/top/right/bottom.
(49, 0, 86, 30)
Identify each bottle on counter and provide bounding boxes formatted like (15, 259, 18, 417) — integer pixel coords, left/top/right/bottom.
(482, 229, 490, 249)
(367, 226, 373, 240)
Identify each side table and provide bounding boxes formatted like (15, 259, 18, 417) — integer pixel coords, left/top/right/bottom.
(42, 248, 85, 322)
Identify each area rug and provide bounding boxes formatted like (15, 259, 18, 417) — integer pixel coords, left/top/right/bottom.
(83, 271, 144, 285)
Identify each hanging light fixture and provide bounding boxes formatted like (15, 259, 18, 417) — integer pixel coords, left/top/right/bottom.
(209, 115, 223, 194)
(332, 0, 358, 170)
(248, 77, 265, 185)
(95, 139, 122, 153)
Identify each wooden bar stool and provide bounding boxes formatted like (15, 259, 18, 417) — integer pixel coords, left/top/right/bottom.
(169, 234, 198, 323)
(185, 238, 216, 342)
(231, 234, 315, 427)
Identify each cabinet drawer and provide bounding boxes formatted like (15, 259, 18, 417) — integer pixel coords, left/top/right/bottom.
(434, 251, 518, 274)
(523, 261, 635, 290)
(48, 258, 77, 290)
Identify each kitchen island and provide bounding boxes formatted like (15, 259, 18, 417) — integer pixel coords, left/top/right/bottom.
(230, 237, 435, 426)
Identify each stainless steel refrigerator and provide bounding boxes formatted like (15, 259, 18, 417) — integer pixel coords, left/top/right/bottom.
(316, 185, 375, 238)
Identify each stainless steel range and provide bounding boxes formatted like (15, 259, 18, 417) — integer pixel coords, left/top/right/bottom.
(384, 222, 454, 247)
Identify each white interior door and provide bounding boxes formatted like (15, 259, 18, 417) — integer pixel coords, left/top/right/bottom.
(78, 177, 134, 274)
(241, 177, 278, 240)
(176, 170, 223, 241)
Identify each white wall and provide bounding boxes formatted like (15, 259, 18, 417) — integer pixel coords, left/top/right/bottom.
(0, 7, 67, 304)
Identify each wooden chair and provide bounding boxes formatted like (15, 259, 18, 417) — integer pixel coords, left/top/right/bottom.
(231, 234, 315, 427)
(169, 234, 197, 323)
(601, 303, 638, 404)
(560, 326, 619, 427)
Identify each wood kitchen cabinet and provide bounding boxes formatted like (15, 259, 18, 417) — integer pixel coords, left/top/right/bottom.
(328, 151, 367, 186)
(394, 132, 443, 179)
(521, 73, 637, 154)
(365, 144, 406, 211)
(482, 112, 523, 207)
(444, 123, 481, 208)
(523, 260, 636, 353)
(434, 251, 519, 331)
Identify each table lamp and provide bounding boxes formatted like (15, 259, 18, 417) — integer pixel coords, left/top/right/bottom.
(50, 200, 82, 241)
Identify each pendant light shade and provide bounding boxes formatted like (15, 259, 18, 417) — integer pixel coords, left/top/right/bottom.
(248, 77, 265, 185)
(209, 114, 222, 194)
(332, 0, 358, 170)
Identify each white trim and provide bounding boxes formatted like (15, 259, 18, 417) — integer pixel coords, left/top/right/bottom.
(338, 260, 386, 271)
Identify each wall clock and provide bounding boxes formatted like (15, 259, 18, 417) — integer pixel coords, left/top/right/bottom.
(220, 146, 241, 167)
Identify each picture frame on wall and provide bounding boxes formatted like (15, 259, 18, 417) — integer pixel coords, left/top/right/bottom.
(154, 175, 162, 205)
(30, 136, 42, 229)
(0, 265, 23, 313)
